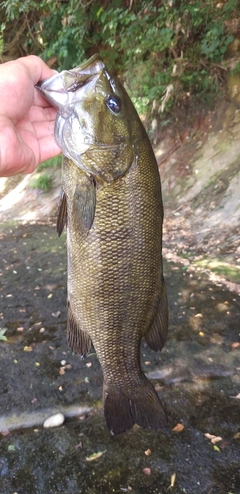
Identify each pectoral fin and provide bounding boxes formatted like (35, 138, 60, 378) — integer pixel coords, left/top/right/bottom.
(57, 188, 67, 237)
(67, 301, 92, 357)
(72, 174, 96, 236)
(145, 278, 168, 352)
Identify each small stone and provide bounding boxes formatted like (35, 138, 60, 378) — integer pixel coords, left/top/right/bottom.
(43, 412, 65, 428)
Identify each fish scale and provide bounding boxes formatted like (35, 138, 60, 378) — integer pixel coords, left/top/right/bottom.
(36, 54, 168, 434)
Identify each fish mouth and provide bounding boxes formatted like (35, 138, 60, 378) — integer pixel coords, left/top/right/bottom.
(36, 57, 105, 117)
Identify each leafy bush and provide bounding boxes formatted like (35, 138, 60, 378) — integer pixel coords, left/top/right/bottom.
(1, 0, 239, 118)
(29, 174, 52, 192)
(37, 155, 62, 172)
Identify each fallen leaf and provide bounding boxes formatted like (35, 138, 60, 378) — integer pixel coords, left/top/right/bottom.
(172, 423, 184, 432)
(233, 432, 240, 439)
(86, 450, 106, 462)
(205, 433, 222, 444)
(232, 342, 240, 349)
(155, 384, 163, 392)
(1, 430, 10, 436)
(213, 445, 221, 452)
(51, 311, 61, 318)
(23, 346, 33, 352)
(75, 442, 83, 449)
(143, 467, 151, 475)
(0, 328, 8, 342)
(168, 472, 176, 489)
(8, 444, 16, 452)
(144, 448, 151, 456)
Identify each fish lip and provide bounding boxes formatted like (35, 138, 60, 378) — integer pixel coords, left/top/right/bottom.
(35, 57, 105, 114)
(36, 71, 100, 118)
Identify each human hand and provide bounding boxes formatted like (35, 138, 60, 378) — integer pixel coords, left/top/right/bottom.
(0, 55, 61, 177)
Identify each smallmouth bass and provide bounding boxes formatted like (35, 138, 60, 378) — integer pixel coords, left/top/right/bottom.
(36, 55, 168, 434)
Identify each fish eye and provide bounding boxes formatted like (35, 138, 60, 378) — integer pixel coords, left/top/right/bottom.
(105, 95, 122, 114)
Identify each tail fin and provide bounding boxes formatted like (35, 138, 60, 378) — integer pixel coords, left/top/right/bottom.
(103, 377, 167, 435)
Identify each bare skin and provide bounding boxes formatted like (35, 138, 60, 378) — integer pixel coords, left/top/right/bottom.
(0, 55, 61, 177)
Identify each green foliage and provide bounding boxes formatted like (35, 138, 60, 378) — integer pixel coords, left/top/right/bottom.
(37, 155, 62, 172)
(1, 0, 239, 117)
(29, 174, 52, 192)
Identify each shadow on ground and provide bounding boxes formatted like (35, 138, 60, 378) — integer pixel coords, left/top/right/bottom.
(0, 220, 239, 494)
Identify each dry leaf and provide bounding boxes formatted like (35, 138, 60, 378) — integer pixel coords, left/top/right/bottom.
(144, 449, 151, 456)
(172, 423, 184, 432)
(205, 433, 222, 444)
(86, 450, 106, 462)
(23, 346, 33, 352)
(1, 430, 10, 436)
(52, 311, 61, 318)
(143, 467, 151, 475)
(169, 473, 176, 488)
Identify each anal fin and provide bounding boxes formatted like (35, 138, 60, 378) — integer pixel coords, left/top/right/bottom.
(145, 278, 168, 352)
(67, 300, 92, 357)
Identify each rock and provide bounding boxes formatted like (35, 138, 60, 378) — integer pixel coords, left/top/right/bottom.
(43, 412, 65, 429)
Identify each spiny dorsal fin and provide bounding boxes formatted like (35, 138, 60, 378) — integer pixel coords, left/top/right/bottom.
(57, 188, 67, 237)
(67, 300, 92, 357)
(145, 278, 168, 352)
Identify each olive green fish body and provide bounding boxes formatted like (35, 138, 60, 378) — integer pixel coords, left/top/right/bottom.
(36, 56, 168, 434)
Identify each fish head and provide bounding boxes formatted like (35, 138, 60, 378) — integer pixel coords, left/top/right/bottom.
(36, 55, 138, 183)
